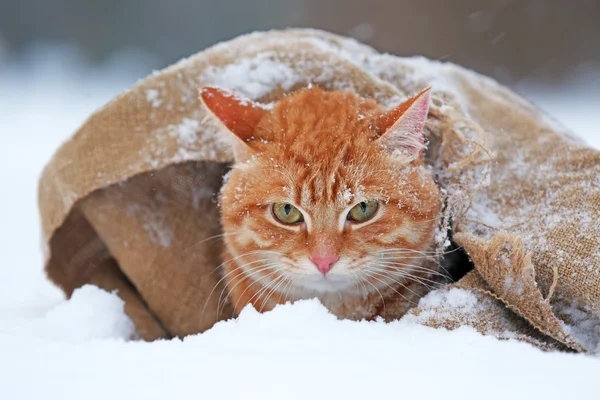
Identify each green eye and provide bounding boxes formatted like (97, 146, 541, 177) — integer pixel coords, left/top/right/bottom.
(347, 200, 379, 223)
(272, 202, 304, 224)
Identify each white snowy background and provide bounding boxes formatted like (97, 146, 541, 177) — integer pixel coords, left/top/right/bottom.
(0, 46, 599, 399)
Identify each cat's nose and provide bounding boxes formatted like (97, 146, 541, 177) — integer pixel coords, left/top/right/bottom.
(311, 256, 338, 274)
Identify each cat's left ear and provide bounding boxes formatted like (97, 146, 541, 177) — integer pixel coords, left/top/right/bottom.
(375, 87, 431, 161)
(200, 86, 268, 162)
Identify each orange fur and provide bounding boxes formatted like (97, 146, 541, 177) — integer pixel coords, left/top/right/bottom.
(201, 86, 442, 320)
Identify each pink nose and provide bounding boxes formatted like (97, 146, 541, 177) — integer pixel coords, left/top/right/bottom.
(311, 256, 338, 274)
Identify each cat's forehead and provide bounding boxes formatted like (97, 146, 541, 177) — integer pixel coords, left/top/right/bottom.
(267, 154, 385, 209)
(255, 89, 380, 144)
(276, 87, 379, 111)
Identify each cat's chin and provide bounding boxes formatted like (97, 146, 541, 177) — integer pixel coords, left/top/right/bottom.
(292, 273, 357, 295)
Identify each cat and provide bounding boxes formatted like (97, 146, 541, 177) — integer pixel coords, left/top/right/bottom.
(200, 85, 443, 321)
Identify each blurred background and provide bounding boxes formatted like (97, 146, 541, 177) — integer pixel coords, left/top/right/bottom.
(1, 0, 599, 84)
(0, 0, 598, 313)
(2, 0, 600, 81)
(1, 0, 599, 136)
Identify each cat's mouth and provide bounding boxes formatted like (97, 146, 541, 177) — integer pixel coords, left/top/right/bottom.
(247, 256, 364, 295)
(293, 272, 357, 294)
(281, 259, 360, 294)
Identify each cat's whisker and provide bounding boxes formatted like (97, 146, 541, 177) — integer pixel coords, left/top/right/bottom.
(363, 268, 427, 301)
(370, 266, 442, 291)
(282, 278, 296, 304)
(394, 274, 439, 291)
(363, 272, 410, 307)
(279, 279, 292, 304)
(375, 250, 441, 258)
(373, 272, 421, 305)
(230, 269, 281, 315)
(377, 261, 452, 279)
(398, 274, 439, 291)
(373, 260, 452, 280)
(226, 257, 299, 315)
(351, 272, 371, 298)
(184, 231, 242, 251)
(377, 247, 462, 256)
(221, 261, 286, 314)
(219, 256, 276, 282)
(376, 253, 438, 258)
(376, 268, 451, 288)
(376, 250, 455, 278)
(360, 278, 388, 315)
(202, 253, 277, 317)
(258, 274, 285, 311)
(209, 250, 283, 306)
(376, 253, 439, 258)
(394, 261, 454, 281)
(358, 280, 369, 298)
(365, 262, 436, 284)
(403, 271, 451, 288)
(249, 273, 286, 314)
(376, 251, 439, 259)
(202, 258, 272, 319)
(259, 274, 290, 312)
(216, 262, 281, 315)
(213, 263, 277, 317)
(259, 275, 287, 312)
(379, 271, 448, 288)
(375, 255, 443, 268)
(209, 249, 284, 276)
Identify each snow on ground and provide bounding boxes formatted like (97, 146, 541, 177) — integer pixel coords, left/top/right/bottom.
(0, 48, 599, 399)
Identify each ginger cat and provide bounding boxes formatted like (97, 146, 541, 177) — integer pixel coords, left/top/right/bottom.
(200, 85, 443, 321)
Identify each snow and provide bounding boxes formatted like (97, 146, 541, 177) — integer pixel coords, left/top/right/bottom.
(1, 285, 135, 343)
(418, 287, 479, 309)
(342, 187, 354, 202)
(201, 52, 301, 99)
(170, 117, 201, 145)
(145, 88, 163, 108)
(126, 203, 174, 248)
(1, 46, 599, 399)
(2, 298, 600, 400)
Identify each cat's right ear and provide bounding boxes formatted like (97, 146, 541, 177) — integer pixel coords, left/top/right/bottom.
(200, 86, 268, 162)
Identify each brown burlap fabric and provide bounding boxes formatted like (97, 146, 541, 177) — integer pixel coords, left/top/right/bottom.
(38, 29, 600, 351)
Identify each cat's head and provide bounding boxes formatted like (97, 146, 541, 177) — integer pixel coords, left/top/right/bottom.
(201, 86, 441, 295)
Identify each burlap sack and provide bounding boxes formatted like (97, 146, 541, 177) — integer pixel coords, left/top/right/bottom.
(38, 29, 600, 351)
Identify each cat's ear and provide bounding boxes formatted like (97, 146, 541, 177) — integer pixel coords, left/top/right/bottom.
(200, 86, 268, 162)
(376, 87, 431, 161)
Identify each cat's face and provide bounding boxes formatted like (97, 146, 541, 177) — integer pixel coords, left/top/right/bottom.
(202, 86, 441, 296)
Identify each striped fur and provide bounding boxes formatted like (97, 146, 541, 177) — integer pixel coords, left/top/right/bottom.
(202, 86, 442, 320)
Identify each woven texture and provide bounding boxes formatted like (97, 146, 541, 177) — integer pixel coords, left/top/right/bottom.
(38, 29, 600, 351)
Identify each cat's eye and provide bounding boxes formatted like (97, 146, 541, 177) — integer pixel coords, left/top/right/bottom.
(347, 200, 379, 223)
(272, 202, 304, 224)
